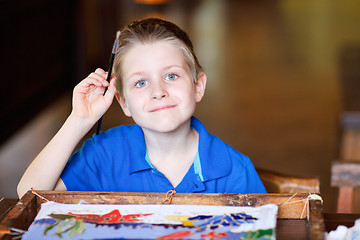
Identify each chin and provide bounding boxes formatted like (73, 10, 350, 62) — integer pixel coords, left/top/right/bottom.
(153, 121, 183, 133)
(141, 117, 191, 134)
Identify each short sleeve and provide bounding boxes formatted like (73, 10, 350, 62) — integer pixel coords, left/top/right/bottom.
(61, 137, 104, 191)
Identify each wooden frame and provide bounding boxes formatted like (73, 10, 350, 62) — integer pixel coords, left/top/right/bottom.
(0, 191, 325, 240)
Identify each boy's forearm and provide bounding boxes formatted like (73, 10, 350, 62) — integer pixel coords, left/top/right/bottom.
(17, 114, 94, 198)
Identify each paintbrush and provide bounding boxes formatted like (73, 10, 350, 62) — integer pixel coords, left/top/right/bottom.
(96, 31, 121, 135)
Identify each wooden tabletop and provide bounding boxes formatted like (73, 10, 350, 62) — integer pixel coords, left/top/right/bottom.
(1, 194, 359, 239)
(0, 198, 18, 223)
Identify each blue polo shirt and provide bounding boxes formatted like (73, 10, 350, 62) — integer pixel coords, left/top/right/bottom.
(61, 117, 266, 193)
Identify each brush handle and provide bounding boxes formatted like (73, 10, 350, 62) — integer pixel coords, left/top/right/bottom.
(96, 37, 118, 135)
(103, 52, 115, 93)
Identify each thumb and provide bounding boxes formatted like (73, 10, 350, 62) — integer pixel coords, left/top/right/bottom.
(104, 77, 116, 104)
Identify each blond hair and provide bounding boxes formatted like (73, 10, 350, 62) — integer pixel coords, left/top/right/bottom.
(113, 18, 203, 96)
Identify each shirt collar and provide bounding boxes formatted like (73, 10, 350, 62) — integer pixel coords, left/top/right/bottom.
(127, 117, 232, 181)
(127, 125, 152, 173)
(191, 116, 232, 181)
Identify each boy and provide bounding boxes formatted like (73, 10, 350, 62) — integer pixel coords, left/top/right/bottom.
(17, 18, 266, 198)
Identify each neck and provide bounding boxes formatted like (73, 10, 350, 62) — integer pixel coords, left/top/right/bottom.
(142, 120, 198, 162)
(142, 119, 199, 188)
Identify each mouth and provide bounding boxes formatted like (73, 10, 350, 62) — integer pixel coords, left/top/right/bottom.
(149, 105, 176, 112)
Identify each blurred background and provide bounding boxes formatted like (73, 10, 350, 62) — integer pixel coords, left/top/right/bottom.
(1, 0, 360, 213)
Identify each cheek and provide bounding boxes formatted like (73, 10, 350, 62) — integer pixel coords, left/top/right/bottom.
(182, 90, 198, 106)
(125, 92, 145, 110)
(187, 86, 199, 102)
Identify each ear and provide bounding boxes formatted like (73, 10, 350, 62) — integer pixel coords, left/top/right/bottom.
(115, 92, 132, 117)
(195, 72, 207, 102)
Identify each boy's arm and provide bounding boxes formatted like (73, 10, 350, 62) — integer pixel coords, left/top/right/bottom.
(17, 68, 116, 198)
(54, 178, 67, 191)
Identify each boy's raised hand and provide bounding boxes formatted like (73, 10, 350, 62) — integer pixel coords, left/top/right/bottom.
(17, 68, 117, 198)
(71, 68, 116, 126)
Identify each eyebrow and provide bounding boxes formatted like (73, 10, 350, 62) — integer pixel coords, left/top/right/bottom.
(126, 65, 186, 79)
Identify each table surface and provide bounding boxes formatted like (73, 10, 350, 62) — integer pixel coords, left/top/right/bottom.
(0, 198, 18, 223)
(1, 197, 359, 239)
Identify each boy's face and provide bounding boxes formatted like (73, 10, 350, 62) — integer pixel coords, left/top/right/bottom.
(115, 41, 206, 134)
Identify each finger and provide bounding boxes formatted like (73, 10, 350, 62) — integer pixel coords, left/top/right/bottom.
(88, 72, 107, 82)
(80, 77, 109, 88)
(95, 68, 106, 75)
(104, 77, 117, 103)
(109, 73, 117, 83)
(95, 69, 110, 83)
(88, 73, 115, 90)
(109, 77, 117, 92)
(87, 68, 108, 81)
(74, 79, 109, 96)
(103, 71, 115, 82)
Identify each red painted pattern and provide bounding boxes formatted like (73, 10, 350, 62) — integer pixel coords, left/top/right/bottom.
(68, 210, 152, 224)
(156, 230, 193, 239)
(200, 231, 228, 239)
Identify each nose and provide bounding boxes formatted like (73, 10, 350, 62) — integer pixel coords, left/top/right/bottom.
(151, 81, 168, 100)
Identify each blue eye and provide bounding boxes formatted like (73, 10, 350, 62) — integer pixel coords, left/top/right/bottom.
(165, 74, 178, 81)
(135, 80, 148, 88)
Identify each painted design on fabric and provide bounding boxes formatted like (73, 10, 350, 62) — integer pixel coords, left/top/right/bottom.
(22, 203, 278, 240)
